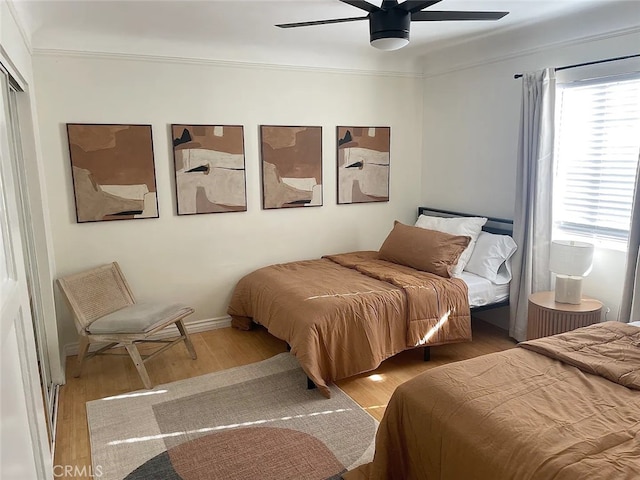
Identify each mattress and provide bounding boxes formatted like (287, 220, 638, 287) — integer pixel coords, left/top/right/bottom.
(460, 271, 509, 308)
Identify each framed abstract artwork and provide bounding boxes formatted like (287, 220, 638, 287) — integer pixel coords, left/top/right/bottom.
(260, 125, 323, 209)
(171, 124, 247, 215)
(66, 124, 159, 223)
(337, 126, 390, 204)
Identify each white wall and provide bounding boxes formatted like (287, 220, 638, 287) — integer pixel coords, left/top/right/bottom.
(32, 53, 423, 350)
(419, 1, 640, 320)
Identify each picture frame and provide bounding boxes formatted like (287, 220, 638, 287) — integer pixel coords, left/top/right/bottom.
(171, 124, 247, 215)
(259, 125, 323, 209)
(337, 126, 390, 204)
(66, 123, 159, 223)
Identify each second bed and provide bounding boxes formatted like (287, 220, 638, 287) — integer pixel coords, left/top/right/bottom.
(228, 208, 514, 397)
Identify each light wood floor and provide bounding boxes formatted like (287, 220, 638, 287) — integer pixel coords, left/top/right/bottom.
(53, 319, 515, 478)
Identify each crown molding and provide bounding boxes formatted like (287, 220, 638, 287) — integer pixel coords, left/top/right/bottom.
(32, 48, 424, 79)
(421, 25, 640, 79)
(6, 0, 33, 55)
(33, 24, 639, 81)
(418, 3, 588, 59)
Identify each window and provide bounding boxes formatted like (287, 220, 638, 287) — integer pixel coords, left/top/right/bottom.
(553, 74, 640, 243)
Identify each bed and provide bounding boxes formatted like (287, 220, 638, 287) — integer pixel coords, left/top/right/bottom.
(227, 208, 514, 398)
(343, 321, 640, 479)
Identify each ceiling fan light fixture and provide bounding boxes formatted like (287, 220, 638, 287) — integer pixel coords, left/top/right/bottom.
(370, 35, 409, 51)
(369, 8, 410, 51)
(276, 1, 509, 52)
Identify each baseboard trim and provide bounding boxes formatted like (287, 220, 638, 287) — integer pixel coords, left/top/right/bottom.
(62, 315, 232, 357)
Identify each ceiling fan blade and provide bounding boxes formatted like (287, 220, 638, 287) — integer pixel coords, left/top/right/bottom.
(339, 0, 380, 13)
(397, 1, 443, 13)
(411, 10, 509, 21)
(276, 16, 368, 28)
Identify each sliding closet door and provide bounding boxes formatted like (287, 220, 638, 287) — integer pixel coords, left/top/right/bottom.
(0, 66, 51, 479)
(8, 81, 58, 445)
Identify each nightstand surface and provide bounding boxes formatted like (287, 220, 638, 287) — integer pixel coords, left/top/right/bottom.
(527, 291, 603, 340)
(528, 291, 603, 312)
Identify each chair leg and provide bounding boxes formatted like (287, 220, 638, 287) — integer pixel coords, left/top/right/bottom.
(75, 335, 90, 378)
(176, 319, 197, 360)
(124, 343, 153, 389)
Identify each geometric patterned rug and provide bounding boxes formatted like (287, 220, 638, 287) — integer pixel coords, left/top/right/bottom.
(87, 353, 377, 480)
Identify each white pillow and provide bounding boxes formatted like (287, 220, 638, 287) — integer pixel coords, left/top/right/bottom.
(414, 214, 487, 277)
(464, 231, 517, 285)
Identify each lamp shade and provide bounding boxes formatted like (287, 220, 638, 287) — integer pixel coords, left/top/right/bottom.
(549, 240, 594, 276)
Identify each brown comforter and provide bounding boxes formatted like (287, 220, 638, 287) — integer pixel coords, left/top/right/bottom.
(227, 251, 471, 398)
(345, 321, 640, 480)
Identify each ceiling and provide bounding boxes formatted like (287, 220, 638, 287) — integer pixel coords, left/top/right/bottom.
(13, 0, 607, 72)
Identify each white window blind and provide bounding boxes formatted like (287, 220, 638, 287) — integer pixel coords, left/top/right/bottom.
(554, 74, 640, 242)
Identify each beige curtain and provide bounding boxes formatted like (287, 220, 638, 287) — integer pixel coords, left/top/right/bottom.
(509, 68, 556, 341)
(619, 151, 640, 322)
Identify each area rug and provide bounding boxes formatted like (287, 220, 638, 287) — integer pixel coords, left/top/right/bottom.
(87, 353, 377, 480)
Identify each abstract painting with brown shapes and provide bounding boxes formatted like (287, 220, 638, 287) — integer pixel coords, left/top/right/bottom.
(172, 125, 247, 215)
(337, 126, 390, 204)
(66, 124, 159, 223)
(260, 125, 322, 209)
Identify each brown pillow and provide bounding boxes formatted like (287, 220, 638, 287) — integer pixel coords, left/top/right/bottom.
(379, 221, 471, 277)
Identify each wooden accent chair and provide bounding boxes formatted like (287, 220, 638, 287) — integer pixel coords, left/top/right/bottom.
(57, 262, 197, 389)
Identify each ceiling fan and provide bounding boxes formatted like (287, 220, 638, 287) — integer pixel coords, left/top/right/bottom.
(276, 0, 508, 51)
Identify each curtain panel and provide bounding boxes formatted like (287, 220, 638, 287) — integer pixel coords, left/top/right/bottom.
(619, 151, 640, 322)
(509, 68, 555, 341)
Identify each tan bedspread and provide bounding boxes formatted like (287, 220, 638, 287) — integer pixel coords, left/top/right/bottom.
(227, 251, 470, 398)
(345, 321, 640, 480)
(519, 321, 640, 390)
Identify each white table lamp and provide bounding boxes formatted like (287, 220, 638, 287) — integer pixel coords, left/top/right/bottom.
(549, 240, 594, 304)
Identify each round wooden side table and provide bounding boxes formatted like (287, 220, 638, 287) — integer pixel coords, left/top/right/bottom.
(527, 291, 603, 340)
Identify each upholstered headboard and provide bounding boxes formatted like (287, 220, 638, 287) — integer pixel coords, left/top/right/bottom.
(417, 207, 514, 236)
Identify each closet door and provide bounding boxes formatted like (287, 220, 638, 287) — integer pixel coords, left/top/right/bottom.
(8, 79, 58, 446)
(0, 67, 52, 479)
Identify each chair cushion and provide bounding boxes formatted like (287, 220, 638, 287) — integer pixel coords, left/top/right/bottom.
(87, 303, 193, 334)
